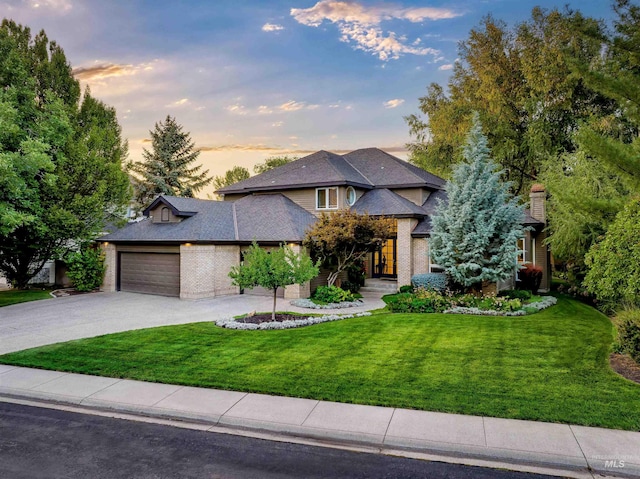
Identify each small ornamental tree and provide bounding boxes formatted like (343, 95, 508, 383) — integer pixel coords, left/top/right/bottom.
(229, 242, 318, 320)
(584, 198, 640, 309)
(304, 210, 395, 287)
(430, 113, 525, 291)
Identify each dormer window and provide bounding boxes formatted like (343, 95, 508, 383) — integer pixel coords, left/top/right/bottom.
(316, 187, 338, 210)
(161, 207, 170, 222)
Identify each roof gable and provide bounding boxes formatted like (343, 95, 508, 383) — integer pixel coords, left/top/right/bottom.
(143, 195, 199, 217)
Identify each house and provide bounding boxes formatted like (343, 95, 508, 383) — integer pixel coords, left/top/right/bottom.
(100, 148, 551, 299)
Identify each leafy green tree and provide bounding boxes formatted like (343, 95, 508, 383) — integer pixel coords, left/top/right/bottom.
(405, 8, 612, 194)
(304, 210, 395, 287)
(253, 155, 296, 175)
(584, 198, 640, 309)
(130, 115, 211, 208)
(212, 165, 250, 193)
(541, 151, 629, 275)
(571, 0, 640, 192)
(429, 113, 525, 290)
(0, 20, 129, 288)
(229, 242, 318, 320)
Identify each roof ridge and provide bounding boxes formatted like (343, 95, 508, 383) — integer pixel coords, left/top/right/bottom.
(232, 203, 239, 241)
(342, 154, 374, 186)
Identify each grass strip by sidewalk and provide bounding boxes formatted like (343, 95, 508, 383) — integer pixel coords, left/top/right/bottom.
(1, 296, 639, 430)
(0, 289, 51, 307)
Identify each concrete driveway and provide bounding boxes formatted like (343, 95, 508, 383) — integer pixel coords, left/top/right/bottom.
(0, 291, 384, 355)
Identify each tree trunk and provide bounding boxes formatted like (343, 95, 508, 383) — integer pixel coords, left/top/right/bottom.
(327, 271, 339, 287)
(272, 288, 277, 321)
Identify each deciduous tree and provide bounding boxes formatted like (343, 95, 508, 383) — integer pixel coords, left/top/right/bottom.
(212, 165, 250, 193)
(304, 210, 395, 287)
(0, 20, 129, 287)
(229, 242, 318, 320)
(253, 155, 296, 175)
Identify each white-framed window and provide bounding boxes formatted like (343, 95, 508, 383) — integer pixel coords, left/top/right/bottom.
(426, 239, 444, 273)
(316, 187, 338, 210)
(345, 186, 356, 206)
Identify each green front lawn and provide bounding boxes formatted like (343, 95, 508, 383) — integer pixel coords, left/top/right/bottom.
(1, 296, 639, 430)
(0, 289, 52, 307)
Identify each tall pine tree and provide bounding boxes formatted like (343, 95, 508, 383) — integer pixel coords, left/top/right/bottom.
(430, 113, 525, 290)
(131, 115, 211, 207)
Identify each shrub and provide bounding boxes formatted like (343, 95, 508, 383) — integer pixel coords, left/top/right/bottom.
(411, 273, 447, 292)
(518, 264, 543, 294)
(398, 285, 413, 294)
(341, 280, 361, 294)
(66, 247, 106, 292)
(500, 289, 532, 300)
(312, 285, 356, 304)
(616, 309, 640, 363)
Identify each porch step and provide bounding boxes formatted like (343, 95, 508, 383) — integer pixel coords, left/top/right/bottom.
(360, 279, 398, 294)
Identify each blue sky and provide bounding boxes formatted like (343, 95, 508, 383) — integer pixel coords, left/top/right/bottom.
(2, 0, 613, 193)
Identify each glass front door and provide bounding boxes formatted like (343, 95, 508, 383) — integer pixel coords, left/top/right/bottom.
(373, 238, 397, 278)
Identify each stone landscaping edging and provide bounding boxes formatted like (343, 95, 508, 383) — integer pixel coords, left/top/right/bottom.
(289, 298, 364, 309)
(215, 311, 372, 330)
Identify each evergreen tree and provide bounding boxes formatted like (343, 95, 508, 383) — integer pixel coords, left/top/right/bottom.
(0, 20, 129, 287)
(430, 113, 525, 290)
(131, 116, 211, 207)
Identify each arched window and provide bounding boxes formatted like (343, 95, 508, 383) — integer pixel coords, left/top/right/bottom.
(161, 207, 170, 222)
(345, 186, 356, 206)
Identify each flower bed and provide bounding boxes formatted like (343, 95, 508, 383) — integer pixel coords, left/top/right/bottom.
(215, 311, 372, 330)
(385, 288, 557, 316)
(289, 298, 364, 309)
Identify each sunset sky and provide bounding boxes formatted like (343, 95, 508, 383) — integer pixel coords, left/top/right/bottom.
(3, 0, 613, 197)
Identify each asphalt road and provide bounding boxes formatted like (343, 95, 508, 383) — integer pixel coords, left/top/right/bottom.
(0, 401, 556, 479)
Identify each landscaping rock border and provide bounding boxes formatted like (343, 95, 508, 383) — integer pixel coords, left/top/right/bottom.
(289, 298, 364, 309)
(215, 311, 372, 330)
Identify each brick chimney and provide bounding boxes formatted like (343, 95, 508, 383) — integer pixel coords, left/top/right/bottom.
(529, 184, 546, 223)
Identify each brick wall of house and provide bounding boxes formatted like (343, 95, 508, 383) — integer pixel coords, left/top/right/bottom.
(396, 218, 418, 287)
(180, 244, 216, 299)
(213, 245, 241, 297)
(412, 237, 429, 276)
(284, 244, 312, 299)
(101, 243, 117, 292)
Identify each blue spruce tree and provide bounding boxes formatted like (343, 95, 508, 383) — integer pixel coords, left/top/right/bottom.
(430, 113, 525, 290)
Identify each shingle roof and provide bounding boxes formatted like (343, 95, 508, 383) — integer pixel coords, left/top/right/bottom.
(100, 194, 316, 243)
(343, 148, 445, 189)
(217, 148, 445, 194)
(523, 209, 544, 226)
(351, 188, 427, 217)
(217, 150, 370, 194)
(234, 194, 316, 242)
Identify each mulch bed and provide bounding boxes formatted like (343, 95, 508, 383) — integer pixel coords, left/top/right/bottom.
(236, 313, 303, 324)
(610, 353, 640, 384)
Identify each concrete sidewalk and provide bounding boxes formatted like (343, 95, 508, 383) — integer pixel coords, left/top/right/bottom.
(1, 365, 638, 479)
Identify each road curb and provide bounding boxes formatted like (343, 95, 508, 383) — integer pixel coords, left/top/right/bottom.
(4, 387, 633, 479)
